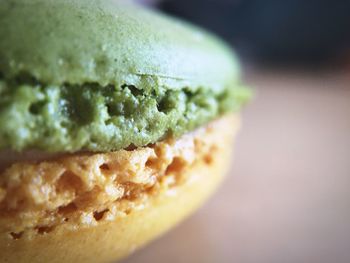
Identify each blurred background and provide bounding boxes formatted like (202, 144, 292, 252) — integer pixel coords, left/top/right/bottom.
(124, 1, 350, 263)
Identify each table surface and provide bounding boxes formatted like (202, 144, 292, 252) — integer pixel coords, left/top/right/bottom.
(123, 69, 350, 263)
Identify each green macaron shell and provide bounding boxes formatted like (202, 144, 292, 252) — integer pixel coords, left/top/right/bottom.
(0, 0, 239, 90)
(0, 0, 250, 152)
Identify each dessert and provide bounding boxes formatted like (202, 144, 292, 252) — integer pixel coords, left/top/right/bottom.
(0, 0, 250, 262)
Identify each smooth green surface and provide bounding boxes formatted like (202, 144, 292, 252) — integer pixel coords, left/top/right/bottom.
(0, 0, 250, 152)
(0, 0, 240, 91)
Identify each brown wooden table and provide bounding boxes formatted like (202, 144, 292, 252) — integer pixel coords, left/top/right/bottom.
(123, 69, 350, 263)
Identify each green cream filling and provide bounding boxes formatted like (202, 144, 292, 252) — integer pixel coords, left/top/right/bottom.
(0, 77, 250, 153)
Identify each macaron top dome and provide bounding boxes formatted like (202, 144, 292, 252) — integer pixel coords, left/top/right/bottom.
(0, 0, 239, 92)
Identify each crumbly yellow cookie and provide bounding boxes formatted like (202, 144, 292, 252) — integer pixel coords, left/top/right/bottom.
(0, 114, 239, 263)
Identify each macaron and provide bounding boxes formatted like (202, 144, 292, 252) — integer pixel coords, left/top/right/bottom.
(0, 0, 251, 262)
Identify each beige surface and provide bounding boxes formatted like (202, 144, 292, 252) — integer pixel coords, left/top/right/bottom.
(123, 69, 350, 263)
